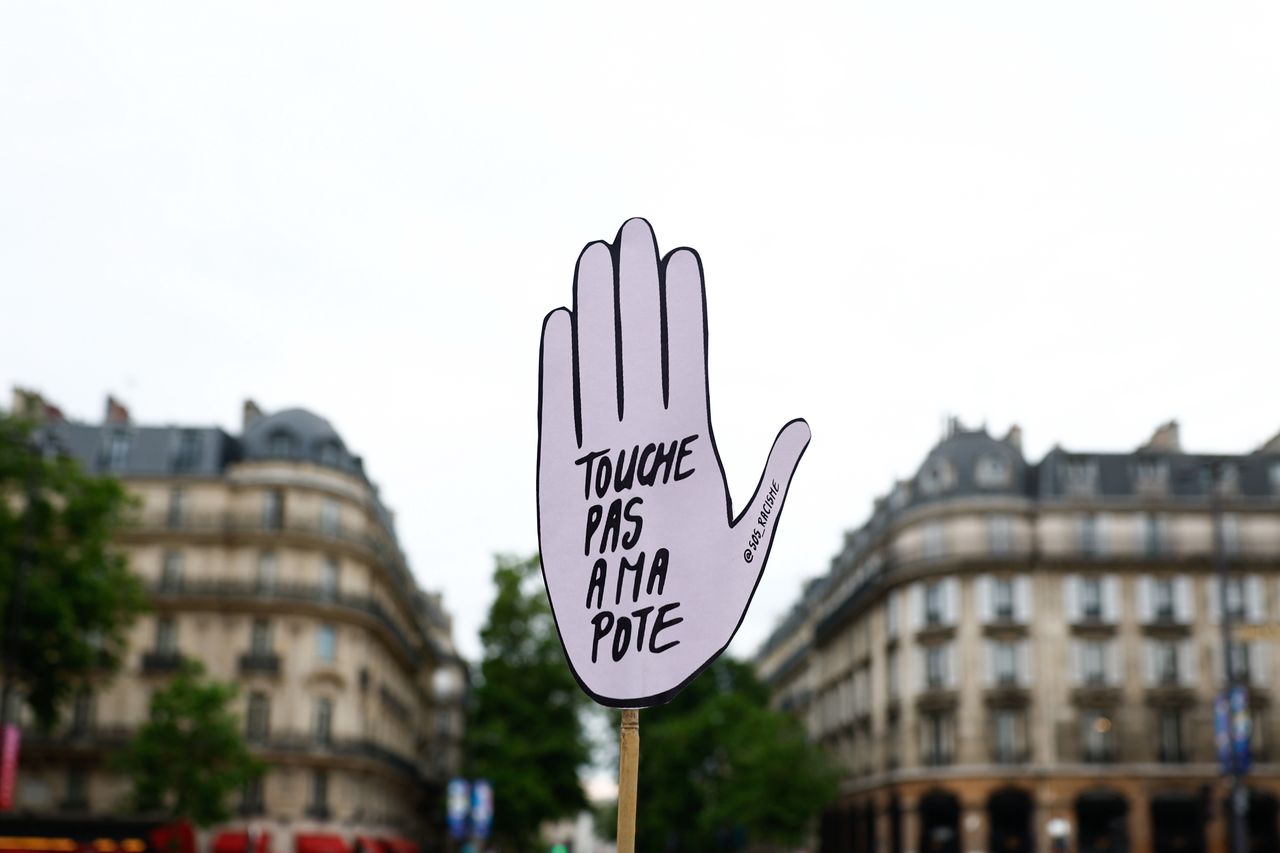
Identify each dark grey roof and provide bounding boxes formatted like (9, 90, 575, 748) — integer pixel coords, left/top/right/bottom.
(242, 408, 366, 477)
(51, 422, 234, 477)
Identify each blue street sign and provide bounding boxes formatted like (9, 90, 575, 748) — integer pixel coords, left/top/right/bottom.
(1215, 692, 1233, 774)
(471, 779, 494, 841)
(1230, 685, 1252, 774)
(447, 778, 471, 840)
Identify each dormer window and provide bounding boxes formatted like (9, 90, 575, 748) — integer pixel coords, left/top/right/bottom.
(1134, 459, 1169, 496)
(269, 431, 297, 458)
(1063, 460, 1099, 497)
(975, 455, 1011, 488)
(889, 482, 911, 509)
(105, 432, 131, 471)
(1270, 462, 1280, 495)
(318, 443, 340, 467)
(919, 459, 956, 496)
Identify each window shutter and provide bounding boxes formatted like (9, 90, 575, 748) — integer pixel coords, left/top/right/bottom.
(1136, 576, 1153, 624)
(1144, 642, 1159, 686)
(1071, 641, 1084, 686)
(945, 644, 958, 688)
(1105, 640, 1121, 686)
(916, 648, 927, 692)
(1255, 642, 1271, 684)
(1247, 576, 1266, 624)
(1103, 576, 1121, 623)
(1175, 577, 1194, 623)
(908, 583, 923, 631)
(1065, 574, 1081, 623)
(1213, 641, 1226, 683)
(984, 641, 996, 687)
(977, 575, 993, 624)
(1016, 642, 1030, 686)
(1015, 576, 1032, 623)
(1209, 577, 1221, 625)
(944, 577, 959, 625)
(886, 589, 899, 638)
(1179, 640, 1197, 686)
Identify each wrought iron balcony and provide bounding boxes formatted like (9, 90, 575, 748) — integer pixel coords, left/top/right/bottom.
(239, 652, 281, 675)
(141, 651, 185, 674)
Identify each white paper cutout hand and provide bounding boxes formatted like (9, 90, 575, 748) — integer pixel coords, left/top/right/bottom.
(538, 219, 811, 708)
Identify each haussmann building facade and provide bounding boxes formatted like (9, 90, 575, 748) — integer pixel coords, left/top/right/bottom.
(756, 418, 1280, 853)
(7, 390, 466, 852)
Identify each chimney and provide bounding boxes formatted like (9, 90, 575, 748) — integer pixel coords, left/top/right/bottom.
(1260, 429, 1280, 454)
(1139, 420, 1182, 453)
(105, 395, 131, 424)
(10, 387, 64, 422)
(243, 399, 263, 431)
(1003, 424, 1023, 452)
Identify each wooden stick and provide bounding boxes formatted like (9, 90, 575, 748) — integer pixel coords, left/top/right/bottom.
(616, 709, 640, 853)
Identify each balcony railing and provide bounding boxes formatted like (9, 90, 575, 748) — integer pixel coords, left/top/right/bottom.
(141, 651, 185, 674)
(147, 578, 419, 662)
(239, 652, 281, 675)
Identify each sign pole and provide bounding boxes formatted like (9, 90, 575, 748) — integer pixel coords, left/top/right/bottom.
(616, 709, 640, 853)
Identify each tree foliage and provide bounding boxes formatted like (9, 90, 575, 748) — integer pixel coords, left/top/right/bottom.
(116, 662, 264, 826)
(0, 413, 145, 728)
(633, 657, 839, 852)
(464, 554, 590, 851)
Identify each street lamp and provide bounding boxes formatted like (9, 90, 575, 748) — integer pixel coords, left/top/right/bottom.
(1047, 817, 1070, 853)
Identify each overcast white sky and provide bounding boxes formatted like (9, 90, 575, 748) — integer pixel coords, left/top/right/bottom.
(3, 1, 1279, 666)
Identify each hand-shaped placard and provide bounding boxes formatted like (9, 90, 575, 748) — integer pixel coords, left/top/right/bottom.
(538, 219, 810, 708)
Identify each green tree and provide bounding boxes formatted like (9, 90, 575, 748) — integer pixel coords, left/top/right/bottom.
(464, 554, 590, 851)
(633, 657, 839, 852)
(116, 662, 264, 826)
(0, 412, 145, 729)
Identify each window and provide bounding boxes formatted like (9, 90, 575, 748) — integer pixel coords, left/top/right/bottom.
(154, 617, 177, 655)
(886, 648, 900, 699)
(993, 642, 1018, 686)
(160, 551, 184, 590)
(919, 459, 956, 495)
(992, 577, 1015, 620)
(924, 582, 946, 626)
(313, 697, 334, 744)
(1227, 641, 1252, 683)
(1158, 709, 1184, 762)
(1155, 641, 1180, 684)
(989, 515, 1012, 556)
(1134, 460, 1169, 495)
(316, 624, 337, 663)
(1082, 711, 1115, 762)
(105, 433, 131, 472)
(269, 431, 296, 458)
(921, 711, 953, 766)
(239, 777, 265, 816)
(255, 551, 277, 591)
(1141, 513, 1168, 557)
(975, 455, 1011, 488)
(1080, 514, 1103, 557)
(174, 430, 201, 471)
(1080, 577, 1104, 620)
(319, 443, 340, 467)
(250, 619, 273, 656)
(70, 690, 94, 735)
(320, 499, 340, 535)
(309, 769, 330, 817)
(166, 488, 186, 528)
(321, 557, 340, 599)
(923, 521, 946, 560)
(245, 692, 270, 741)
(885, 591, 899, 639)
(65, 766, 88, 809)
(924, 645, 948, 689)
(1082, 641, 1107, 686)
(1153, 577, 1176, 621)
(1221, 514, 1241, 556)
(1064, 460, 1098, 496)
(262, 490, 283, 530)
(993, 710, 1024, 763)
(1223, 577, 1247, 621)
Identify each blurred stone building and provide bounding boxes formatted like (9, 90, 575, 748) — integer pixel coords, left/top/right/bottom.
(9, 390, 466, 850)
(757, 418, 1280, 853)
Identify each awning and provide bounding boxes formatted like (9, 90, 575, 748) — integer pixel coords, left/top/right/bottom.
(253, 834, 271, 853)
(293, 837, 349, 853)
(353, 839, 383, 853)
(212, 834, 248, 853)
(379, 840, 417, 853)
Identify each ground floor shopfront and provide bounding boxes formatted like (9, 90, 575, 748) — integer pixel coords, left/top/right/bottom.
(819, 772, 1280, 853)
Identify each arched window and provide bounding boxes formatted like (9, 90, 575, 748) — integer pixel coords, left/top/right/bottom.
(975, 455, 1011, 487)
(269, 431, 296, 457)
